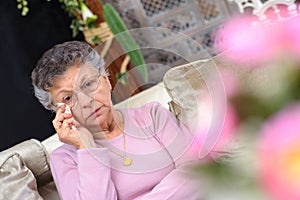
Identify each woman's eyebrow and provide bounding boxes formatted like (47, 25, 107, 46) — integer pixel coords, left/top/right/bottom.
(78, 73, 98, 85)
(78, 74, 89, 84)
(56, 89, 73, 98)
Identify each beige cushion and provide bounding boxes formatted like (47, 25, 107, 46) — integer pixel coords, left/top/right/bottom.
(163, 60, 207, 126)
(0, 153, 43, 200)
(0, 139, 52, 187)
(115, 82, 171, 109)
(163, 53, 250, 157)
(162, 52, 252, 127)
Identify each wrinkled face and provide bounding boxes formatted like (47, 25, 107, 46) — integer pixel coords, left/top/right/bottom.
(49, 64, 113, 132)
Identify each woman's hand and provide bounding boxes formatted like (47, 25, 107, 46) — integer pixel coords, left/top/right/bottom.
(52, 104, 96, 149)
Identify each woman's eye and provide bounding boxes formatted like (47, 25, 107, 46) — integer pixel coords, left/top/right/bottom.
(85, 81, 92, 87)
(63, 95, 72, 103)
(83, 79, 96, 89)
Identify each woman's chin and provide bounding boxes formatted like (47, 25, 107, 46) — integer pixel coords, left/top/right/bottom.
(85, 115, 107, 132)
(85, 123, 103, 134)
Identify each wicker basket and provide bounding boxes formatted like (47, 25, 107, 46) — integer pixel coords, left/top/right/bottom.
(83, 22, 113, 45)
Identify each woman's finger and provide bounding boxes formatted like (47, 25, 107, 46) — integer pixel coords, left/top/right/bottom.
(65, 117, 75, 125)
(53, 111, 72, 126)
(60, 117, 78, 131)
(56, 103, 66, 114)
(72, 120, 81, 128)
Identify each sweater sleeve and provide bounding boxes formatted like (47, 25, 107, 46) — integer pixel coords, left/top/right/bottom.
(50, 146, 117, 200)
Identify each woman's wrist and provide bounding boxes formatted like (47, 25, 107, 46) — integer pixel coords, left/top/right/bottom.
(78, 140, 96, 149)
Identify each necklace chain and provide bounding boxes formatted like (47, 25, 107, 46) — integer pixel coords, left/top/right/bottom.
(101, 133, 132, 166)
(121, 132, 133, 166)
(98, 110, 133, 166)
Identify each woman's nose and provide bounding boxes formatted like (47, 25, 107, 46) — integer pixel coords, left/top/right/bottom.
(76, 92, 94, 108)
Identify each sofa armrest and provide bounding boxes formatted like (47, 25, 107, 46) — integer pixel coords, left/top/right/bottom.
(41, 134, 64, 156)
(0, 139, 52, 186)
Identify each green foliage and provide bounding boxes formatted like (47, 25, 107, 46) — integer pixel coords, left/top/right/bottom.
(70, 19, 84, 37)
(16, 0, 51, 16)
(16, 0, 29, 16)
(103, 3, 148, 82)
(116, 72, 127, 85)
(59, 0, 78, 9)
(230, 64, 300, 122)
(59, 0, 97, 37)
(91, 35, 102, 45)
(230, 93, 276, 121)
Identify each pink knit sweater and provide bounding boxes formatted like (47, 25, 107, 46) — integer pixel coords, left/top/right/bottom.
(50, 102, 201, 200)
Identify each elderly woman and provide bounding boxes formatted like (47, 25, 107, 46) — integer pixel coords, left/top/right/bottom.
(31, 41, 201, 200)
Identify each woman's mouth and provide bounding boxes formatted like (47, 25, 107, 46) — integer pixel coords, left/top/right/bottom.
(88, 107, 102, 119)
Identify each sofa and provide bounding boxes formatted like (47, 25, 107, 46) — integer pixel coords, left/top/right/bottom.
(0, 53, 254, 199)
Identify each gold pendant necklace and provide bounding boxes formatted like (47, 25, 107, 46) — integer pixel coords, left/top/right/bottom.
(100, 110, 133, 166)
(97, 132, 133, 167)
(121, 132, 133, 166)
(123, 156, 133, 166)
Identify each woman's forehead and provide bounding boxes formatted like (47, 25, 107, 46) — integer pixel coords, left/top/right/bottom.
(76, 63, 99, 78)
(65, 64, 98, 80)
(52, 65, 98, 90)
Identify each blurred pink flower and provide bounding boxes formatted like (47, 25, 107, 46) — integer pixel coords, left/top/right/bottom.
(215, 15, 277, 64)
(190, 98, 239, 160)
(219, 67, 240, 97)
(258, 103, 300, 200)
(278, 15, 300, 59)
(215, 14, 300, 65)
(212, 103, 238, 151)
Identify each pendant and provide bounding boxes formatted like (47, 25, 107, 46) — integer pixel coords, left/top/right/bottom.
(123, 157, 133, 166)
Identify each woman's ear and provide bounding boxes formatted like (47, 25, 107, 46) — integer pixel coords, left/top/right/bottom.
(104, 76, 112, 91)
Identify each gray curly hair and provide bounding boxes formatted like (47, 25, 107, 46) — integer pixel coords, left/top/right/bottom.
(31, 41, 107, 110)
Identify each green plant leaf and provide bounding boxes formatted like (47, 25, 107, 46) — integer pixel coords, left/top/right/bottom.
(116, 72, 128, 85)
(91, 35, 102, 45)
(103, 3, 148, 82)
(79, 0, 98, 26)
